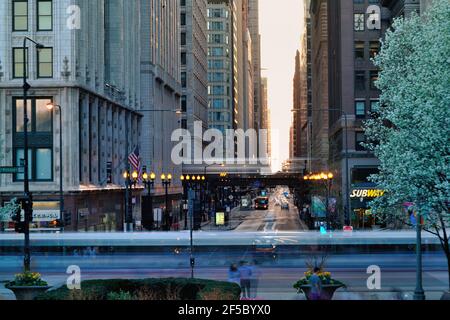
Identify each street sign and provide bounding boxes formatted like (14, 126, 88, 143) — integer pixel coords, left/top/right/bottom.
(215, 212, 225, 226)
(0, 166, 24, 174)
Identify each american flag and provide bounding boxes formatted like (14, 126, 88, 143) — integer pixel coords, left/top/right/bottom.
(128, 146, 140, 171)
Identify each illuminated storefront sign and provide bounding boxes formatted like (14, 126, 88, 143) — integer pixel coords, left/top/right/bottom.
(350, 189, 385, 199)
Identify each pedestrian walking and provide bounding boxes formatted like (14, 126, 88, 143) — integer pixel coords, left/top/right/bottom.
(238, 261, 252, 299)
(228, 264, 240, 286)
(249, 260, 261, 299)
(309, 267, 322, 300)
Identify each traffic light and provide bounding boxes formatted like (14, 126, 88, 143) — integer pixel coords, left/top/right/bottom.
(20, 196, 33, 222)
(63, 211, 72, 227)
(11, 204, 25, 233)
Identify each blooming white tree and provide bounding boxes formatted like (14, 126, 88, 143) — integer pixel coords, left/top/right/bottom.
(364, 0, 450, 289)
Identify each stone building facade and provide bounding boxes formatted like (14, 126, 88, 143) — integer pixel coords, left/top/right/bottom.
(0, 0, 142, 231)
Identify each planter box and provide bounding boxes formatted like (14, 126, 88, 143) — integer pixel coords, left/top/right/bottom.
(6, 286, 52, 300)
(298, 284, 345, 300)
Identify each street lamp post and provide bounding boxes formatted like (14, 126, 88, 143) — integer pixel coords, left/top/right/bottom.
(22, 37, 45, 272)
(413, 208, 426, 300)
(161, 174, 172, 231)
(142, 168, 156, 230)
(123, 169, 138, 232)
(46, 103, 63, 229)
(180, 174, 206, 279)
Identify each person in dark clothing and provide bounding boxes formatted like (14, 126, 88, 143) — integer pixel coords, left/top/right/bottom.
(238, 261, 252, 299)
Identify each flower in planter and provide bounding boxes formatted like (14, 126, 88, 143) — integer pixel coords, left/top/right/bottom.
(6, 272, 48, 287)
(293, 269, 345, 291)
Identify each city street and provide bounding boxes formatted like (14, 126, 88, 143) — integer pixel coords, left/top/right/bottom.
(0, 250, 448, 300)
(234, 189, 308, 232)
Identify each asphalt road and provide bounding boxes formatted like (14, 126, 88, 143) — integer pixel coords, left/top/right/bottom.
(234, 189, 308, 232)
(1, 250, 448, 300)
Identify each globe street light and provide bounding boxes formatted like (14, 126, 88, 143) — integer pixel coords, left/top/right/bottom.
(161, 173, 172, 230)
(46, 103, 64, 229)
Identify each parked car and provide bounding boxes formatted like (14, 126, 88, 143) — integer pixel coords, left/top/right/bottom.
(281, 202, 289, 210)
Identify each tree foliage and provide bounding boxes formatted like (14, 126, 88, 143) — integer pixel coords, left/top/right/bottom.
(364, 0, 450, 259)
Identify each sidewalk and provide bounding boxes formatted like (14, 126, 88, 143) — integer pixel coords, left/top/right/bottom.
(176, 206, 245, 232)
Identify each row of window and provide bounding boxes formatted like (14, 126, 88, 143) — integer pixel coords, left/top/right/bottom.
(207, 8, 229, 18)
(208, 59, 229, 70)
(208, 34, 229, 45)
(209, 111, 231, 122)
(355, 41, 379, 60)
(13, 47, 53, 78)
(208, 85, 231, 96)
(207, 21, 229, 31)
(355, 70, 379, 91)
(355, 99, 379, 117)
(13, 0, 53, 32)
(209, 98, 231, 110)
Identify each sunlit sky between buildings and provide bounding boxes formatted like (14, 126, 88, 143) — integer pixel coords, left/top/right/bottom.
(260, 0, 304, 172)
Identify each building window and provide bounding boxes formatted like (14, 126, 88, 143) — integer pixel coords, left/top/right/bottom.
(181, 119, 187, 130)
(208, 47, 224, 57)
(13, 48, 28, 78)
(181, 52, 187, 65)
(37, 47, 53, 78)
(355, 41, 365, 60)
(369, 41, 379, 59)
(354, 13, 365, 31)
(181, 95, 187, 112)
(181, 72, 186, 88)
(180, 13, 186, 26)
(370, 100, 379, 112)
(355, 132, 366, 151)
(355, 71, 366, 91)
(13, 97, 53, 181)
(37, 0, 52, 31)
(13, 0, 28, 31)
(355, 100, 366, 118)
(181, 32, 186, 46)
(370, 70, 379, 89)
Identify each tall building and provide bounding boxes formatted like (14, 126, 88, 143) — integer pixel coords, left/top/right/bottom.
(140, 0, 183, 224)
(0, 0, 142, 231)
(207, 0, 256, 164)
(260, 77, 271, 161)
(299, 0, 312, 172)
(310, 0, 329, 173)
(247, 0, 262, 132)
(180, 0, 209, 167)
(207, 0, 237, 134)
(309, 0, 392, 228)
(292, 51, 301, 159)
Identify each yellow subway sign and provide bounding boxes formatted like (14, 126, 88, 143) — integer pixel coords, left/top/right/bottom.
(350, 189, 385, 198)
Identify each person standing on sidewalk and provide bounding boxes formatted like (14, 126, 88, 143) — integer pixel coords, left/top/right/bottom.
(238, 261, 252, 299)
(228, 264, 241, 286)
(249, 260, 261, 299)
